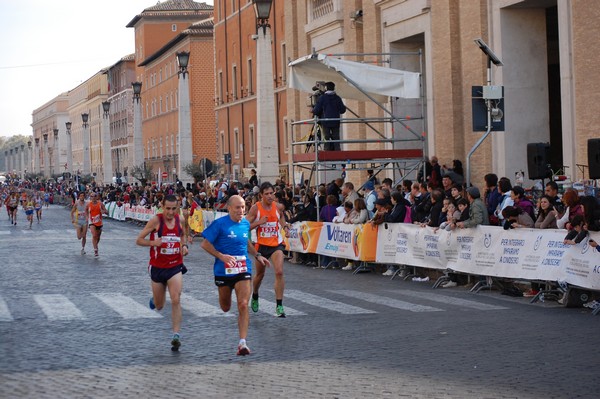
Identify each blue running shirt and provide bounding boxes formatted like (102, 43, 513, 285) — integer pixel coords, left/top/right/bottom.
(202, 215, 252, 277)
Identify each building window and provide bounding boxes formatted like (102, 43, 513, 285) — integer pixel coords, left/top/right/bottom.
(218, 71, 224, 103)
(281, 43, 287, 83)
(232, 65, 238, 100)
(234, 128, 239, 158)
(220, 131, 225, 159)
(249, 125, 255, 156)
(172, 24, 177, 32)
(247, 58, 253, 95)
(166, 136, 170, 156)
(159, 137, 163, 158)
(283, 117, 289, 153)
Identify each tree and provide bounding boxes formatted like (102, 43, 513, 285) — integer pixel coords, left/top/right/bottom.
(130, 163, 153, 187)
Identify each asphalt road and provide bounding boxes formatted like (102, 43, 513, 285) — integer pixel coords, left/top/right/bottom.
(0, 204, 599, 398)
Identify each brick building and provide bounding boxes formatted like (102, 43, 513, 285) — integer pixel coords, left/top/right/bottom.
(213, 0, 288, 182)
(127, 0, 216, 183)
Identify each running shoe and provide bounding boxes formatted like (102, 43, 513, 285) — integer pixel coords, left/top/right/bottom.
(275, 305, 286, 318)
(94, 250, 99, 257)
(81, 248, 86, 255)
(237, 342, 251, 356)
(171, 333, 181, 351)
(149, 297, 156, 310)
(250, 297, 259, 313)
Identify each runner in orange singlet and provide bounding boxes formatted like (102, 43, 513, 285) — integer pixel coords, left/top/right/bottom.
(87, 192, 107, 257)
(245, 182, 290, 317)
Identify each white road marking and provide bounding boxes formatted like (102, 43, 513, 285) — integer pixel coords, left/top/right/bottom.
(93, 293, 162, 319)
(33, 294, 85, 321)
(391, 290, 509, 310)
(286, 289, 376, 314)
(332, 290, 443, 312)
(0, 296, 14, 321)
(172, 293, 231, 317)
(257, 294, 306, 316)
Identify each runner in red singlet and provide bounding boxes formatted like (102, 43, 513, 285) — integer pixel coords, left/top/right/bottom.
(136, 194, 188, 351)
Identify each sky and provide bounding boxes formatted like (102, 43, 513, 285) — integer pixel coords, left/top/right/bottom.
(0, 0, 213, 139)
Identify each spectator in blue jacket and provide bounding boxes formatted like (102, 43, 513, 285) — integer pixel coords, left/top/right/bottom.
(312, 81, 346, 151)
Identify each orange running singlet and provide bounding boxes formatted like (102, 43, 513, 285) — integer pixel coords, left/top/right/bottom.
(255, 202, 283, 247)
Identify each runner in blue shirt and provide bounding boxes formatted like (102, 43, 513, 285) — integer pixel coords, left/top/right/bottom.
(201, 195, 270, 356)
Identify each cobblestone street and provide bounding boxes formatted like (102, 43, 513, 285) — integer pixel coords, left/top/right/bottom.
(1, 205, 599, 398)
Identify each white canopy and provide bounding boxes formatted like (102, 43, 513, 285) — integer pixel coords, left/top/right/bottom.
(288, 53, 421, 103)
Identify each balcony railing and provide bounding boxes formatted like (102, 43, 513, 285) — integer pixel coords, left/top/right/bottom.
(311, 0, 334, 20)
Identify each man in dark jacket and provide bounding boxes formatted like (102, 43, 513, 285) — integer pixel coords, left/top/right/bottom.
(312, 81, 346, 151)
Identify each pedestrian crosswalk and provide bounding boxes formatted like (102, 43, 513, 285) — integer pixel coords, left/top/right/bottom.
(0, 288, 509, 323)
(0, 227, 134, 239)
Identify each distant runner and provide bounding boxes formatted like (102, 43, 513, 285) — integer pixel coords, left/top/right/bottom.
(87, 192, 107, 257)
(71, 192, 89, 255)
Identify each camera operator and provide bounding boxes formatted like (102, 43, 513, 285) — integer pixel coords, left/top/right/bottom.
(312, 81, 346, 151)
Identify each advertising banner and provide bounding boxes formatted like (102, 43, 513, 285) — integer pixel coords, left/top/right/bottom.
(376, 223, 600, 291)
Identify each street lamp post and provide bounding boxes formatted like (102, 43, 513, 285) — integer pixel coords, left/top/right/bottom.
(27, 140, 32, 177)
(20, 144, 25, 179)
(34, 138, 40, 174)
(53, 128, 59, 176)
(42, 133, 49, 178)
(176, 51, 193, 185)
(82, 113, 90, 175)
(9, 149, 13, 176)
(132, 82, 143, 168)
(252, 0, 279, 183)
(65, 122, 73, 181)
(14, 147, 19, 178)
(102, 101, 113, 185)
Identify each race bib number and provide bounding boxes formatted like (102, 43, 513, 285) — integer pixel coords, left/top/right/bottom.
(91, 214, 101, 223)
(225, 256, 248, 275)
(160, 236, 181, 255)
(259, 222, 279, 238)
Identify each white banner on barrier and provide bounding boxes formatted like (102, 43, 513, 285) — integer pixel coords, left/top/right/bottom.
(376, 224, 600, 291)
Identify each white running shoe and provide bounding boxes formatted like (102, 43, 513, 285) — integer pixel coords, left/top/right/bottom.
(237, 342, 251, 356)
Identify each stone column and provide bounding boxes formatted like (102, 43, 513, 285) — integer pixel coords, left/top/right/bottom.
(255, 24, 280, 183)
(177, 57, 193, 185)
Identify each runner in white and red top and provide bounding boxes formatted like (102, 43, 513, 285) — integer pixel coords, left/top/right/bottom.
(136, 194, 188, 351)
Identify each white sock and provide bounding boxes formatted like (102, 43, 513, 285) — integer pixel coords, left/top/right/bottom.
(239, 338, 246, 346)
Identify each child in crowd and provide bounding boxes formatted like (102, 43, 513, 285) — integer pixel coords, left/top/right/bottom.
(563, 215, 588, 245)
(456, 198, 470, 223)
(436, 202, 460, 232)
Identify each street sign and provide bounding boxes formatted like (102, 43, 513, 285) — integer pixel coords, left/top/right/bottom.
(162, 171, 168, 178)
